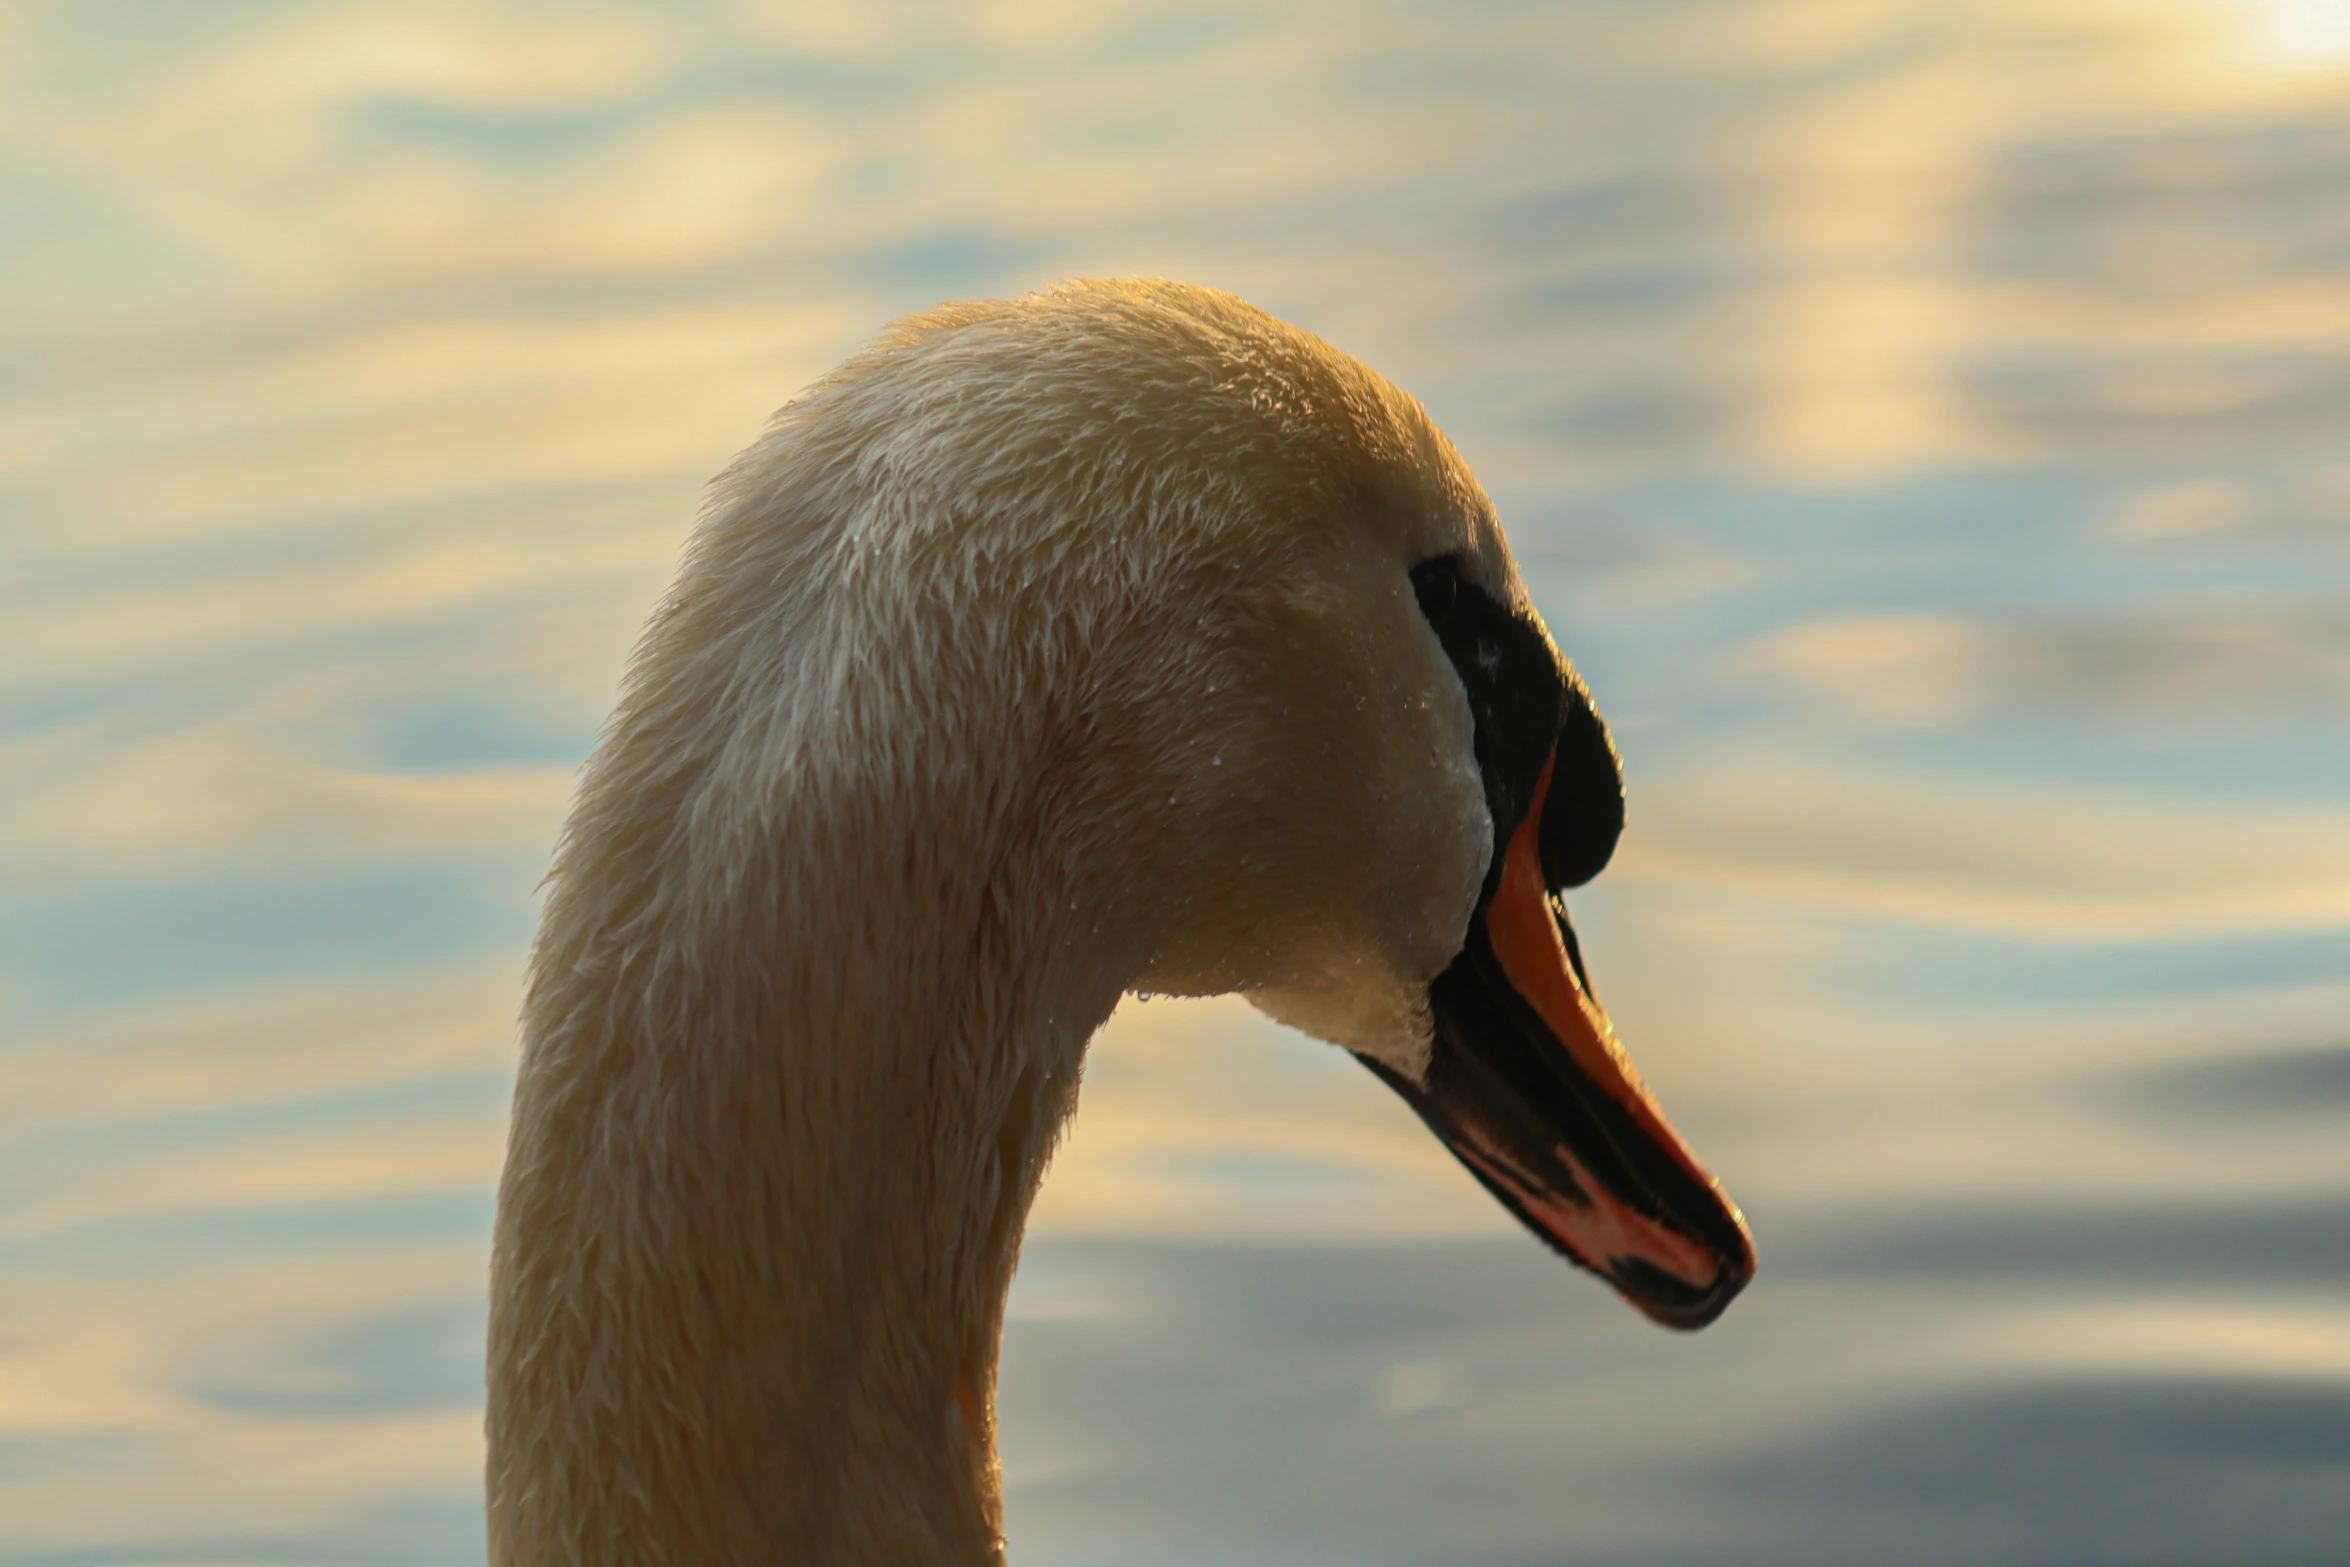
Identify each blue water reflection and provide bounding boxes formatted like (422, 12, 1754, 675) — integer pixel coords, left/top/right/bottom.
(1, 0, 2345, 1561)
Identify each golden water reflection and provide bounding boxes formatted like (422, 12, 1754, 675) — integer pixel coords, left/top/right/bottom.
(1, 1, 2346, 1560)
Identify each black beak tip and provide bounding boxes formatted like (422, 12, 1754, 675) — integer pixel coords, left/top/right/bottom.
(1612, 1245, 1754, 1332)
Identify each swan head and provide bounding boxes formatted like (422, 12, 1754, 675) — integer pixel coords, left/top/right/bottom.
(492, 280, 1757, 1567)
(693, 280, 1755, 1329)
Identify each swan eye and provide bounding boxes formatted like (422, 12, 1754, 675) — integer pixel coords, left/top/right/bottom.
(1407, 551, 1623, 896)
(1409, 555, 1463, 625)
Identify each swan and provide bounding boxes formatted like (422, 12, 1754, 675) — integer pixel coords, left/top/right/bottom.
(486, 279, 1754, 1566)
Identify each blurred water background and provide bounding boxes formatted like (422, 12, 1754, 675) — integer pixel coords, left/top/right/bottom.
(4, 1, 2349, 1562)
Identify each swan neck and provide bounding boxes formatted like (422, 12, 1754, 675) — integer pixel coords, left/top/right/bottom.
(488, 774, 1124, 1566)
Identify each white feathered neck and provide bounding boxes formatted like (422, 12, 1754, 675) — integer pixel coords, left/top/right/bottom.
(487, 281, 1515, 1566)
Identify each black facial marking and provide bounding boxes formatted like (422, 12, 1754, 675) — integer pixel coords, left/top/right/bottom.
(1378, 556, 1747, 1332)
(1406, 555, 1622, 897)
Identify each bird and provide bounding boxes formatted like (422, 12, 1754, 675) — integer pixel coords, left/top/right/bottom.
(485, 279, 1754, 1567)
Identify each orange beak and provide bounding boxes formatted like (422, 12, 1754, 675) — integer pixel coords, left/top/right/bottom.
(1361, 745, 1755, 1329)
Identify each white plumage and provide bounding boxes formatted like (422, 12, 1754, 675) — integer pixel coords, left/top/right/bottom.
(487, 279, 1747, 1566)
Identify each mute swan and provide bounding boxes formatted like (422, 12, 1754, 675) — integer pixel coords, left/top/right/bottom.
(487, 279, 1754, 1566)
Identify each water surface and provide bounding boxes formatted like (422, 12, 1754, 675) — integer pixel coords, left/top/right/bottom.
(2, 2, 2345, 1560)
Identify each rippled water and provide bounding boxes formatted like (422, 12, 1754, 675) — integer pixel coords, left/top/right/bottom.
(3, 2, 2346, 1561)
